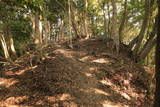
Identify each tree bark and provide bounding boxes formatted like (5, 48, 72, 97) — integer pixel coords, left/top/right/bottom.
(153, 0, 160, 106)
(58, 19, 64, 41)
(103, 2, 107, 37)
(84, 0, 90, 39)
(133, 0, 150, 55)
(0, 33, 10, 59)
(34, 14, 43, 46)
(139, 20, 157, 60)
(71, 6, 81, 39)
(139, 36, 156, 60)
(128, 36, 139, 50)
(43, 18, 50, 44)
(119, 0, 128, 43)
(32, 14, 43, 62)
(3, 25, 16, 58)
(68, 0, 73, 48)
(107, 2, 111, 38)
(111, 0, 119, 53)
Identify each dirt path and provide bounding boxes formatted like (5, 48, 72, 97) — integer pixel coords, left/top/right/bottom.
(0, 38, 150, 107)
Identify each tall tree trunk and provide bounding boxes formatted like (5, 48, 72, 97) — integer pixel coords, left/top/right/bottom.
(119, 0, 128, 43)
(6, 26, 16, 58)
(153, 0, 160, 106)
(58, 19, 64, 41)
(0, 33, 10, 60)
(132, 0, 150, 55)
(32, 14, 43, 62)
(43, 18, 50, 45)
(139, 20, 157, 60)
(139, 37, 156, 60)
(71, 6, 81, 39)
(34, 14, 43, 46)
(68, 0, 73, 48)
(107, 1, 111, 38)
(31, 15, 35, 39)
(103, 2, 107, 38)
(84, 0, 90, 39)
(111, 0, 119, 53)
(129, 0, 155, 51)
(1, 24, 16, 59)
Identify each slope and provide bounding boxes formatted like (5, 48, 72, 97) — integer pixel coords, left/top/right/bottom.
(0, 37, 151, 107)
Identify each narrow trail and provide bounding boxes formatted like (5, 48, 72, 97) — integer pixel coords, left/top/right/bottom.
(0, 37, 150, 107)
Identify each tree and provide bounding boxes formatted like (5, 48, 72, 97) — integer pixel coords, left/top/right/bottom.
(0, 33, 10, 59)
(111, 0, 119, 53)
(0, 0, 158, 66)
(139, 18, 157, 60)
(132, 0, 150, 55)
(68, 0, 73, 48)
(119, 0, 128, 43)
(153, 0, 160, 106)
(84, 0, 89, 39)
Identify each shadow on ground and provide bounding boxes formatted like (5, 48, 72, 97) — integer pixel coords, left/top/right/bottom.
(0, 38, 150, 107)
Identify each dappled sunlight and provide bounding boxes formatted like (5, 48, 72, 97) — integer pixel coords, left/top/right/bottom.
(84, 72, 94, 77)
(79, 56, 112, 65)
(104, 80, 131, 100)
(89, 67, 102, 74)
(100, 79, 114, 86)
(79, 88, 94, 93)
(35, 100, 44, 105)
(120, 93, 131, 100)
(44, 94, 77, 106)
(15, 66, 37, 75)
(99, 76, 145, 104)
(0, 38, 149, 107)
(45, 96, 56, 102)
(59, 93, 74, 101)
(0, 104, 30, 107)
(0, 78, 19, 88)
(99, 78, 131, 100)
(92, 88, 110, 96)
(89, 67, 98, 71)
(5, 66, 38, 76)
(0, 96, 29, 107)
(125, 87, 146, 102)
(54, 49, 67, 54)
(45, 55, 56, 59)
(101, 101, 129, 107)
(53, 49, 76, 59)
(79, 87, 110, 96)
(79, 56, 93, 62)
(91, 58, 110, 64)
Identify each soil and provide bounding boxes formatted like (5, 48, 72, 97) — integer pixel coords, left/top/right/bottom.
(0, 37, 152, 107)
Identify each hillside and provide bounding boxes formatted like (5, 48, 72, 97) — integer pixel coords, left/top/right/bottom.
(0, 37, 151, 107)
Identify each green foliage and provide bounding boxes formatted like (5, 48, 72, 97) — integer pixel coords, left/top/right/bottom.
(11, 21, 31, 41)
(0, 0, 158, 65)
(11, 19, 32, 56)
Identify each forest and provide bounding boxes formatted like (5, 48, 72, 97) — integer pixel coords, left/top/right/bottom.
(0, 0, 160, 107)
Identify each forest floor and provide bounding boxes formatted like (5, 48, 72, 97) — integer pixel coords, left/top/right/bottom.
(0, 37, 153, 107)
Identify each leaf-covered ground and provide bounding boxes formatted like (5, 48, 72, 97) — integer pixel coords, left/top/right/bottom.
(0, 37, 152, 107)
